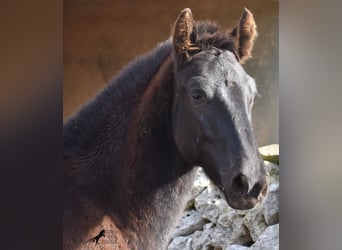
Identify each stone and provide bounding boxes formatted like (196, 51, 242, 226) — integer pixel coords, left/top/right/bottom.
(167, 145, 280, 250)
(194, 183, 229, 223)
(250, 224, 279, 250)
(185, 168, 211, 210)
(259, 144, 279, 156)
(170, 210, 208, 238)
(262, 182, 279, 225)
(168, 236, 193, 250)
(191, 167, 211, 199)
(243, 203, 267, 242)
(265, 161, 279, 176)
(218, 208, 248, 228)
(191, 223, 234, 250)
(259, 144, 279, 165)
(225, 245, 250, 250)
(217, 209, 250, 245)
(264, 161, 279, 185)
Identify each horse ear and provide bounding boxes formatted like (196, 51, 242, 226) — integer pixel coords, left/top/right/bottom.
(230, 8, 257, 64)
(172, 8, 198, 57)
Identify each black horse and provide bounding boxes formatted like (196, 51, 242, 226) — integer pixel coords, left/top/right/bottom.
(63, 8, 269, 250)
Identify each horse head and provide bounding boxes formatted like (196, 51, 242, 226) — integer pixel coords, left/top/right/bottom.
(171, 8, 269, 209)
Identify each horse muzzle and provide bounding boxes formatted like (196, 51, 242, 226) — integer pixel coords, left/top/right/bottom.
(221, 171, 270, 210)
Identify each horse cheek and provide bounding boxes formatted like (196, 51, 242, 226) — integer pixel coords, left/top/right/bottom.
(173, 108, 199, 164)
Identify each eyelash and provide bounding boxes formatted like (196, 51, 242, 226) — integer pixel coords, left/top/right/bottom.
(190, 89, 207, 103)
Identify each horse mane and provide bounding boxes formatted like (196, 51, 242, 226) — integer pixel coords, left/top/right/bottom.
(63, 40, 172, 152)
(195, 21, 237, 52)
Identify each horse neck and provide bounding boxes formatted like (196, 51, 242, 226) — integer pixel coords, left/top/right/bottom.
(114, 54, 196, 248)
(63, 40, 173, 177)
(123, 55, 186, 186)
(64, 44, 196, 249)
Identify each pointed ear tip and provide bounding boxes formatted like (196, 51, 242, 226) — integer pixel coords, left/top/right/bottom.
(243, 7, 250, 13)
(182, 8, 192, 13)
(180, 8, 192, 17)
(242, 7, 253, 17)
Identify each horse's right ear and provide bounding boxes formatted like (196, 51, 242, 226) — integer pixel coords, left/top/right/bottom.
(229, 8, 257, 64)
(172, 8, 198, 58)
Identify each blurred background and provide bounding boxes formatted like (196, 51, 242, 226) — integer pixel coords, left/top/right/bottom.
(64, 0, 278, 146)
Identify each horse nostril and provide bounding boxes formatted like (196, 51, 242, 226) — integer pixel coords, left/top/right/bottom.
(250, 182, 262, 197)
(231, 174, 249, 195)
(251, 176, 269, 201)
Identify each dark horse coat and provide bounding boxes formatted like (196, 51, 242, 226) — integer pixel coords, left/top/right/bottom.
(63, 8, 269, 250)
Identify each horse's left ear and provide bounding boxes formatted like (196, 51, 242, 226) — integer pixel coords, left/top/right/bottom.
(230, 8, 257, 64)
(172, 8, 198, 58)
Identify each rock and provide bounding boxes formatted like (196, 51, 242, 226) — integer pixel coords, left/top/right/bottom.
(194, 183, 229, 223)
(191, 167, 211, 199)
(262, 182, 279, 225)
(191, 223, 234, 250)
(264, 161, 279, 185)
(243, 203, 267, 242)
(170, 210, 208, 238)
(191, 223, 213, 250)
(218, 207, 248, 228)
(185, 168, 211, 210)
(225, 245, 250, 250)
(217, 209, 250, 245)
(259, 144, 279, 165)
(167, 145, 280, 250)
(168, 236, 192, 250)
(259, 144, 279, 156)
(250, 224, 279, 250)
(265, 161, 279, 176)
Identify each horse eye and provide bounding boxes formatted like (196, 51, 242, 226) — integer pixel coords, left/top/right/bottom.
(190, 90, 205, 102)
(192, 93, 203, 100)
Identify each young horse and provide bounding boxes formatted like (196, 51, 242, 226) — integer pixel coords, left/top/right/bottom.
(63, 8, 269, 250)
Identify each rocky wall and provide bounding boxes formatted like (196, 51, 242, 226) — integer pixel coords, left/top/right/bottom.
(167, 145, 279, 250)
